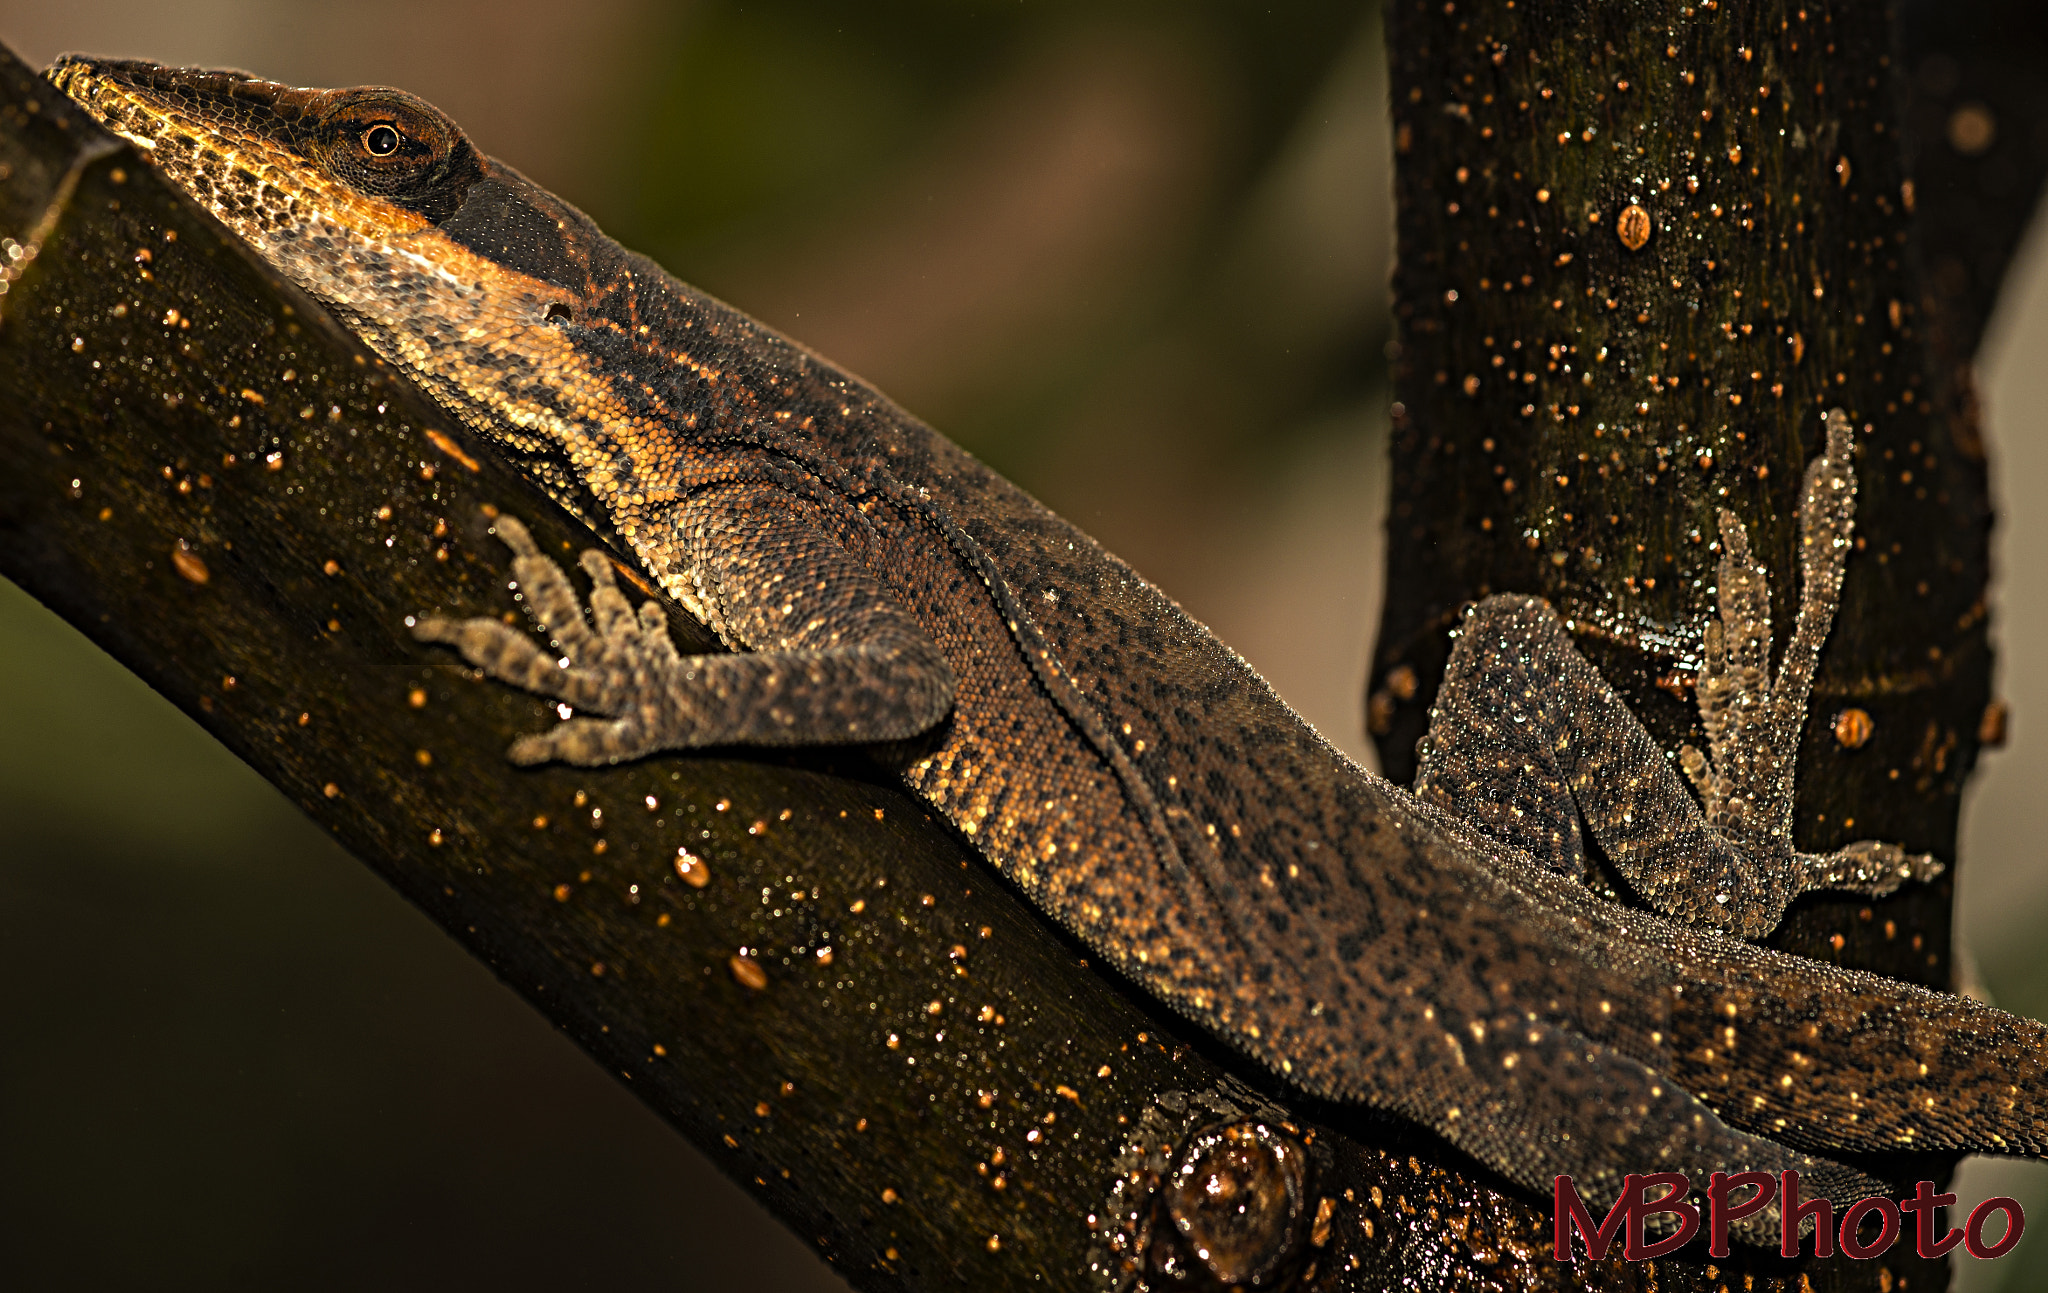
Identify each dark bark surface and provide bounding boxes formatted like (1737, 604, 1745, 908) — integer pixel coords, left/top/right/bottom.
(1898, 0, 2048, 372)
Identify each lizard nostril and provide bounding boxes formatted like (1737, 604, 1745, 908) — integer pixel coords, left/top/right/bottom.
(543, 302, 573, 325)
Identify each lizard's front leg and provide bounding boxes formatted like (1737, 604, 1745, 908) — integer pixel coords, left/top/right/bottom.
(1414, 410, 1939, 937)
(413, 484, 954, 765)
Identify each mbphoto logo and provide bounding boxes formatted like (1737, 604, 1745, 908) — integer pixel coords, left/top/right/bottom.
(1553, 1172, 2026, 1261)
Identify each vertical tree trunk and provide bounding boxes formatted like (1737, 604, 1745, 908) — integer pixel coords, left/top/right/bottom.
(1368, 1, 2029, 1286)
(1374, 0, 1986, 984)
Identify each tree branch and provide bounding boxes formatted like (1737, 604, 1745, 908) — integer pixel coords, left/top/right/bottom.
(0, 42, 1218, 1290)
(0, 34, 1576, 1292)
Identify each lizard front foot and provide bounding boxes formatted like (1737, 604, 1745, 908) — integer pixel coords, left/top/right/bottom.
(413, 515, 699, 765)
(414, 504, 957, 764)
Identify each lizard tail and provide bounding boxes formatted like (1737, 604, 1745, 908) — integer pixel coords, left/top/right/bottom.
(1665, 957, 2048, 1160)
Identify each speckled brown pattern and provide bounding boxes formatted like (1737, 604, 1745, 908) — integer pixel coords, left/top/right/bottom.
(1415, 413, 1940, 938)
(51, 57, 2048, 1236)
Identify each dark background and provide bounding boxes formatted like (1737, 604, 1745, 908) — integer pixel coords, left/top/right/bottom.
(0, 2, 2041, 1288)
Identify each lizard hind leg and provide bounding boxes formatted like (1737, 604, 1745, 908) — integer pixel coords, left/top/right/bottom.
(1421, 410, 1937, 938)
(1410, 594, 1596, 881)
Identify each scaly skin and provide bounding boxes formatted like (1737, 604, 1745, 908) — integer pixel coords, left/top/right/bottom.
(50, 58, 2048, 1244)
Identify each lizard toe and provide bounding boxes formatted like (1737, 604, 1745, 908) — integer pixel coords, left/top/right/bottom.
(416, 613, 593, 701)
(1798, 840, 1946, 897)
(510, 715, 658, 767)
(487, 513, 540, 559)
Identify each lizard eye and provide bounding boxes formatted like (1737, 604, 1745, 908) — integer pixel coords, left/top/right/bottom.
(315, 88, 484, 223)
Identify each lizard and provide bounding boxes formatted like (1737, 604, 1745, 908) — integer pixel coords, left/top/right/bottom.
(49, 57, 2048, 1245)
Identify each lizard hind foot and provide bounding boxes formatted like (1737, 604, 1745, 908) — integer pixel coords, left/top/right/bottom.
(1674, 411, 1950, 922)
(1681, 412, 1881, 868)
(1796, 408, 1859, 605)
(1681, 503, 1791, 859)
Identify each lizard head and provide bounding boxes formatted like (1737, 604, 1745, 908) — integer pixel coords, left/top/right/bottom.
(46, 58, 503, 263)
(45, 56, 611, 351)
(49, 58, 699, 595)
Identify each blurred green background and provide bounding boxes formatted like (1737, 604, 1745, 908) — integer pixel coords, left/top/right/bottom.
(0, 1, 2042, 1288)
